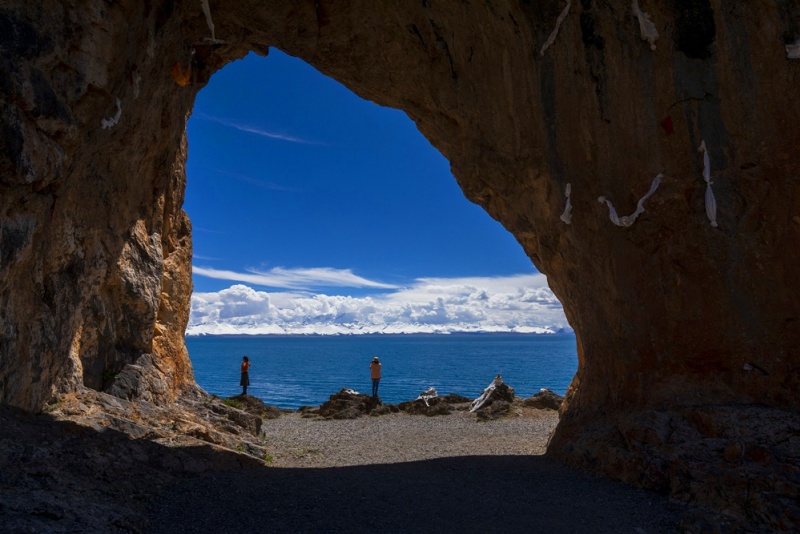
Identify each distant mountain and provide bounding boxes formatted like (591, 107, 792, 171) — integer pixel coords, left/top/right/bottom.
(185, 322, 573, 336)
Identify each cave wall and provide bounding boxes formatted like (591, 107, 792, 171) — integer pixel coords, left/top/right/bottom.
(0, 0, 198, 406)
(1, 0, 799, 525)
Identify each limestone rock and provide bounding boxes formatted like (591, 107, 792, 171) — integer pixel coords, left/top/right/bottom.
(1, 1, 799, 529)
(398, 397, 454, 416)
(223, 394, 284, 420)
(317, 389, 384, 419)
(475, 400, 513, 421)
(466, 376, 516, 420)
(522, 389, 564, 411)
(441, 394, 472, 404)
(470, 376, 516, 412)
(0, 392, 268, 533)
(397, 388, 470, 416)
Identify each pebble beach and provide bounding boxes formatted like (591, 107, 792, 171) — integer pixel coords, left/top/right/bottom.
(261, 407, 559, 468)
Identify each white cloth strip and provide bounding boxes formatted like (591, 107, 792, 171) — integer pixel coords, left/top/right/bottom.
(101, 98, 122, 129)
(540, 1, 572, 56)
(632, 0, 659, 50)
(416, 387, 438, 407)
(469, 375, 504, 413)
(560, 183, 573, 224)
(698, 141, 718, 227)
(201, 0, 216, 41)
(597, 174, 663, 227)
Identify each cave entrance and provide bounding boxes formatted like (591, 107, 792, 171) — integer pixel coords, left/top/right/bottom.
(183, 50, 577, 408)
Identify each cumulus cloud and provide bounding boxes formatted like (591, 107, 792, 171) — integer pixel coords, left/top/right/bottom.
(193, 266, 399, 290)
(187, 274, 572, 336)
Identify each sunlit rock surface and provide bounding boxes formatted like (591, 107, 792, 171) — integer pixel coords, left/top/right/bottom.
(1, 1, 798, 529)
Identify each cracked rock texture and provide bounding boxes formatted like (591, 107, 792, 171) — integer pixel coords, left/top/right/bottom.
(1, 0, 798, 530)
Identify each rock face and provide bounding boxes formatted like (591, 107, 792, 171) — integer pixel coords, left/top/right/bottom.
(522, 389, 564, 411)
(317, 389, 386, 419)
(1, 1, 799, 528)
(398, 393, 471, 416)
(469, 376, 516, 413)
(0, 0, 196, 409)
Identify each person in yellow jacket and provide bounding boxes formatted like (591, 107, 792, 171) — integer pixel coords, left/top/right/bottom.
(370, 356, 382, 398)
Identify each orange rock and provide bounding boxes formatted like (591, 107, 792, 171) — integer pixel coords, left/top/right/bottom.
(170, 62, 191, 86)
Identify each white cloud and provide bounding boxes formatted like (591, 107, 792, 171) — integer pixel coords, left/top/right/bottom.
(187, 274, 572, 336)
(193, 266, 399, 290)
(195, 112, 321, 145)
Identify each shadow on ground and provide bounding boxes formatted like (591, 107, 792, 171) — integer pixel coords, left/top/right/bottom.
(0, 405, 682, 533)
(147, 455, 682, 533)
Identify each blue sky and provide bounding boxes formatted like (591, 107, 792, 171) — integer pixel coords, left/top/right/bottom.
(184, 50, 569, 335)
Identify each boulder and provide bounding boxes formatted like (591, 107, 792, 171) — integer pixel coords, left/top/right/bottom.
(441, 394, 472, 405)
(225, 394, 283, 420)
(476, 400, 513, 421)
(398, 397, 453, 416)
(222, 404, 262, 436)
(522, 389, 564, 411)
(469, 375, 516, 413)
(317, 389, 383, 419)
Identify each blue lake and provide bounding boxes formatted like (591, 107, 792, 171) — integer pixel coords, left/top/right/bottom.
(186, 334, 578, 409)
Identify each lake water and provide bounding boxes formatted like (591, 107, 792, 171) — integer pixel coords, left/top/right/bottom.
(186, 334, 578, 409)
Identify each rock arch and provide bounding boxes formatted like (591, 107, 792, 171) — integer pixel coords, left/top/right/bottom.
(1, 0, 799, 526)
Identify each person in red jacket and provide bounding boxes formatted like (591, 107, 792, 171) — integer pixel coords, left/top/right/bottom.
(240, 356, 251, 395)
(370, 356, 382, 398)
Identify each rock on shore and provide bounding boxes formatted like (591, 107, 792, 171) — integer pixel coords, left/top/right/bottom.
(294, 384, 563, 420)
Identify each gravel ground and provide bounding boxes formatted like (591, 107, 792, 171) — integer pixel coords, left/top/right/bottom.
(147, 409, 685, 533)
(261, 407, 558, 467)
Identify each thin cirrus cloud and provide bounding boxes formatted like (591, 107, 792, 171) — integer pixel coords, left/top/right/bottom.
(187, 273, 573, 336)
(213, 169, 300, 193)
(193, 226, 226, 234)
(192, 265, 400, 290)
(195, 112, 322, 145)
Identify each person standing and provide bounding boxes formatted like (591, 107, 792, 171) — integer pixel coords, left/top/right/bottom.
(370, 356, 382, 398)
(240, 355, 251, 395)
